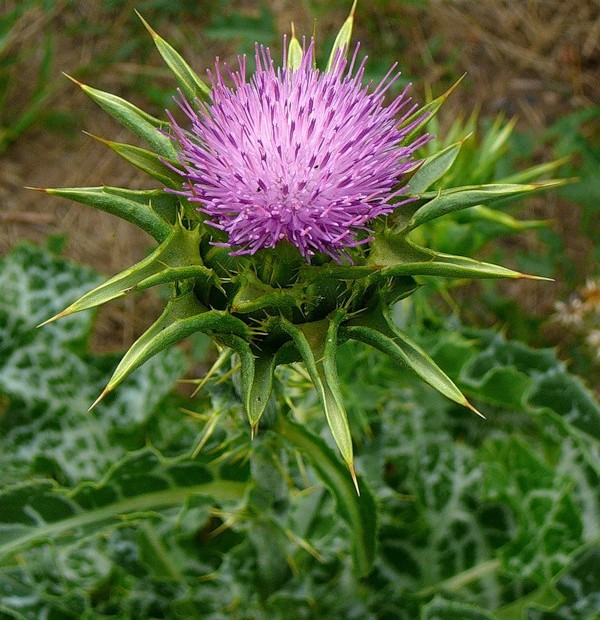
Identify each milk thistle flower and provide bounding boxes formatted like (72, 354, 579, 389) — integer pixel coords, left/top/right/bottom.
(168, 43, 429, 261)
(39, 6, 559, 495)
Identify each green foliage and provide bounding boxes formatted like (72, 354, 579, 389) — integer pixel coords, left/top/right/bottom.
(204, 2, 276, 53)
(545, 106, 600, 269)
(1, 243, 598, 618)
(417, 106, 597, 315)
(414, 110, 561, 261)
(0, 244, 186, 484)
(0, 1, 54, 152)
(276, 414, 377, 576)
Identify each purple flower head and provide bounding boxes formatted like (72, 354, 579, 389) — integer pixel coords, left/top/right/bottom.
(168, 41, 430, 261)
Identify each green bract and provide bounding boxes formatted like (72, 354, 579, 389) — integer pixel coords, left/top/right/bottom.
(39, 9, 561, 490)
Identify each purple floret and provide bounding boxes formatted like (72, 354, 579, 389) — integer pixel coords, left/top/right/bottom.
(167, 41, 430, 261)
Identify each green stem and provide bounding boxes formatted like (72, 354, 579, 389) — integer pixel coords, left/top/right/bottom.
(416, 558, 501, 598)
(275, 413, 377, 577)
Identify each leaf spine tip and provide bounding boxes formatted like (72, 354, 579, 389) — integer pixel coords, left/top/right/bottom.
(62, 72, 82, 86)
(349, 462, 360, 496)
(135, 10, 156, 38)
(36, 311, 65, 328)
(89, 388, 109, 411)
(520, 273, 554, 282)
(466, 401, 486, 420)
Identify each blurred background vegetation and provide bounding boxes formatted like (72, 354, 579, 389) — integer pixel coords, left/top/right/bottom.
(0, 0, 598, 375)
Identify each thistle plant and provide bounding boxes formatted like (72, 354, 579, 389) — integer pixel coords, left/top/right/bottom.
(38, 6, 560, 492)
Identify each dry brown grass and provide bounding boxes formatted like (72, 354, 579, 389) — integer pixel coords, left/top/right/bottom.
(427, 0, 600, 126)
